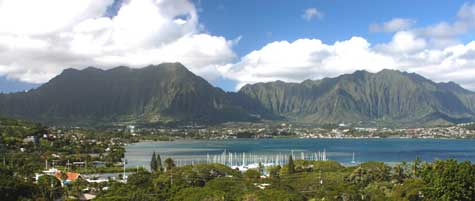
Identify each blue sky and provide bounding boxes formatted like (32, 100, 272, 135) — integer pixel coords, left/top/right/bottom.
(192, 0, 473, 90)
(0, 0, 473, 92)
(196, 0, 469, 55)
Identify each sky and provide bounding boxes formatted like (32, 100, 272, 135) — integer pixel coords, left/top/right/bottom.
(0, 0, 473, 92)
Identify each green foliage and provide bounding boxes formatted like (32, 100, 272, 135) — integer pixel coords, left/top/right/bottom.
(156, 153, 163, 171)
(0, 63, 268, 125)
(171, 187, 225, 201)
(287, 155, 295, 174)
(0, 165, 37, 201)
(93, 158, 475, 201)
(347, 162, 391, 187)
(151, 152, 157, 172)
(243, 169, 261, 181)
(205, 177, 251, 201)
(239, 70, 475, 126)
(255, 188, 305, 201)
(390, 178, 426, 201)
(420, 159, 475, 201)
(165, 157, 176, 171)
(267, 165, 281, 179)
(127, 170, 153, 187)
(37, 175, 63, 201)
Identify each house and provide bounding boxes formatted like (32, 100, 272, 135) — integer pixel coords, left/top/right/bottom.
(55, 171, 81, 184)
(23, 136, 38, 144)
(73, 161, 86, 167)
(91, 161, 106, 168)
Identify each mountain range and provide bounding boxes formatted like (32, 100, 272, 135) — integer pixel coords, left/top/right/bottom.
(0, 63, 474, 127)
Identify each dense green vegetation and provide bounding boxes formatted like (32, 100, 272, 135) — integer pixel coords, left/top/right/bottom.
(2, 63, 475, 127)
(240, 69, 475, 126)
(91, 159, 475, 201)
(0, 63, 275, 126)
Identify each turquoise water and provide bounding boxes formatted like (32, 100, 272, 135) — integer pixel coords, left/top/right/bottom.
(125, 138, 475, 168)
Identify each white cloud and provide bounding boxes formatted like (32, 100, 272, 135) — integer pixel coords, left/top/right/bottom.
(220, 3, 475, 90)
(0, 0, 235, 83)
(0, 0, 474, 93)
(220, 35, 475, 90)
(376, 31, 427, 53)
(219, 37, 397, 89)
(371, 3, 474, 49)
(302, 8, 323, 21)
(419, 3, 474, 48)
(369, 18, 415, 32)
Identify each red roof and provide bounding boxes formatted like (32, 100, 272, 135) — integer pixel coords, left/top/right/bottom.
(55, 171, 80, 181)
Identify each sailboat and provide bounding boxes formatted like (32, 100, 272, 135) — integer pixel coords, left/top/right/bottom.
(351, 152, 356, 164)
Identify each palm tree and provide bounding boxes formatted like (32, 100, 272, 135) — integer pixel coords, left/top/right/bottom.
(393, 164, 404, 183)
(164, 158, 175, 171)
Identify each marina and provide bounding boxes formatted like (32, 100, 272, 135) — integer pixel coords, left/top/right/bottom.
(125, 138, 475, 170)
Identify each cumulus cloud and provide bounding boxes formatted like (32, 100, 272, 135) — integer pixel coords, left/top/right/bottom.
(220, 35, 475, 90)
(302, 8, 324, 21)
(0, 0, 235, 83)
(375, 31, 427, 53)
(371, 3, 474, 49)
(0, 0, 474, 93)
(219, 3, 475, 90)
(369, 18, 416, 32)
(219, 37, 396, 89)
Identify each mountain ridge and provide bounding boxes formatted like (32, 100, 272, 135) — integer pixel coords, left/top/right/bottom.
(239, 69, 475, 126)
(0, 63, 277, 126)
(0, 64, 474, 127)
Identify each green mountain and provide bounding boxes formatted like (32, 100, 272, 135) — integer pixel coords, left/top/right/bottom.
(1, 64, 474, 126)
(0, 63, 274, 125)
(239, 70, 475, 126)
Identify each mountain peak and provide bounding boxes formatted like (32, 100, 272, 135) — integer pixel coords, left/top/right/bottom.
(239, 69, 475, 126)
(376, 69, 403, 76)
(0, 62, 266, 125)
(83, 66, 103, 73)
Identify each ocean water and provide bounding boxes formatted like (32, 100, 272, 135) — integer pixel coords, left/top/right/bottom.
(125, 138, 475, 168)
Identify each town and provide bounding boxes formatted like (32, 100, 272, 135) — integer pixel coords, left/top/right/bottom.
(126, 122, 475, 139)
(2, 116, 475, 200)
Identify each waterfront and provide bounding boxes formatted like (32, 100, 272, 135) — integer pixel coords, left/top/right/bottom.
(125, 138, 475, 169)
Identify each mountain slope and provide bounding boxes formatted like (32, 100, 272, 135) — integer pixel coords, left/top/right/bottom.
(1, 65, 474, 127)
(0, 63, 273, 125)
(239, 70, 475, 126)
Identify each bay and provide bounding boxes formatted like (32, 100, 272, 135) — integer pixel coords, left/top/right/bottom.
(125, 138, 475, 169)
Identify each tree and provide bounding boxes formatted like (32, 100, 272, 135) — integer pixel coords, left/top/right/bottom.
(156, 153, 163, 172)
(151, 152, 157, 172)
(412, 157, 421, 178)
(37, 175, 63, 201)
(256, 188, 304, 201)
(244, 169, 261, 180)
(390, 178, 425, 201)
(171, 187, 225, 201)
(205, 177, 249, 200)
(420, 159, 475, 201)
(288, 155, 295, 174)
(0, 165, 37, 201)
(127, 170, 152, 187)
(348, 162, 390, 187)
(258, 162, 264, 175)
(392, 164, 405, 183)
(267, 165, 281, 179)
(165, 158, 175, 171)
